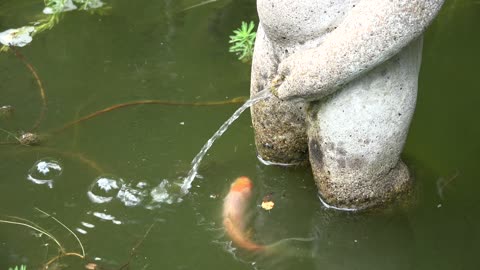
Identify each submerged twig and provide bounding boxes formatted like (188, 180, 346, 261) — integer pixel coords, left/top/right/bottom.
(71, 105, 83, 148)
(35, 207, 86, 258)
(0, 127, 22, 144)
(181, 0, 220, 11)
(10, 145, 105, 174)
(436, 170, 460, 200)
(118, 223, 155, 270)
(43, 147, 105, 174)
(11, 47, 47, 131)
(0, 218, 65, 253)
(52, 96, 248, 133)
(43, 252, 84, 268)
(6, 214, 53, 240)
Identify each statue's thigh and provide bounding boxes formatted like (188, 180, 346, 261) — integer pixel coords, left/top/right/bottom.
(250, 27, 309, 164)
(308, 38, 423, 180)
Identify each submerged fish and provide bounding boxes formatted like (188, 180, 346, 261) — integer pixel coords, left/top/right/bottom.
(222, 176, 265, 251)
(222, 176, 314, 255)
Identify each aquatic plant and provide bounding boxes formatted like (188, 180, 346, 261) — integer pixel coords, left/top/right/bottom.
(8, 265, 27, 270)
(229, 21, 256, 63)
(0, 0, 108, 52)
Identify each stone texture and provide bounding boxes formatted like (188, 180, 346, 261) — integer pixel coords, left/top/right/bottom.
(251, 0, 444, 209)
(270, 0, 445, 101)
(250, 25, 310, 165)
(307, 38, 424, 209)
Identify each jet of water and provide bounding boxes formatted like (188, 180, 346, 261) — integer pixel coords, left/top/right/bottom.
(180, 89, 272, 194)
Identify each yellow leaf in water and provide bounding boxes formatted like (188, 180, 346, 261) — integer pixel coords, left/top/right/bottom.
(261, 201, 275, 210)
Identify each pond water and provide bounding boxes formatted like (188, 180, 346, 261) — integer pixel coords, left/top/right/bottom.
(1, 0, 479, 269)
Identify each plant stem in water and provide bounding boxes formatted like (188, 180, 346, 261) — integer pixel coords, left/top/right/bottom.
(11, 47, 47, 132)
(52, 97, 248, 134)
(181, 0, 219, 11)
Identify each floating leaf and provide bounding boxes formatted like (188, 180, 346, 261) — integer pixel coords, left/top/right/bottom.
(261, 201, 275, 210)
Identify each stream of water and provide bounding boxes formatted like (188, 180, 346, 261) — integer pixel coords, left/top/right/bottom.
(180, 89, 272, 194)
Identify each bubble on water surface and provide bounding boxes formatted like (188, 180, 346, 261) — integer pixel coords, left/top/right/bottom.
(117, 181, 150, 207)
(27, 158, 62, 188)
(87, 175, 123, 204)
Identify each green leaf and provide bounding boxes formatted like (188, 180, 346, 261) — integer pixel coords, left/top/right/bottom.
(228, 21, 257, 63)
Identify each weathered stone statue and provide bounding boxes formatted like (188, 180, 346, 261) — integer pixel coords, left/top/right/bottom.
(250, 0, 445, 209)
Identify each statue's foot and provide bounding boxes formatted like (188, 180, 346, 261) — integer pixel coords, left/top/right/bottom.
(314, 159, 412, 211)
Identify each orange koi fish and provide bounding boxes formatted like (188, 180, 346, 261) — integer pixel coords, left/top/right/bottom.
(222, 176, 265, 251)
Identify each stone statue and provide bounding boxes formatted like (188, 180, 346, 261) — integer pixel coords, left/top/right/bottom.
(250, 0, 445, 209)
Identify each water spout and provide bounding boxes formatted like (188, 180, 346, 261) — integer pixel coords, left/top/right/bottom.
(180, 89, 272, 194)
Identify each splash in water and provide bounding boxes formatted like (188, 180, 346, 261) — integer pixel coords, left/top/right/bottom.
(180, 89, 272, 194)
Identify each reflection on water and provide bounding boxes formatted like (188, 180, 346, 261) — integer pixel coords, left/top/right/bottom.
(27, 158, 62, 188)
(76, 221, 95, 235)
(87, 175, 123, 203)
(91, 211, 122, 224)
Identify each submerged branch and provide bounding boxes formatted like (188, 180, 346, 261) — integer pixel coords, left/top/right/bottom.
(436, 170, 460, 200)
(53, 96, 248, 133)
(181, 0, 220, 11)
(0, 208, 86, 269)
(11, 47, 47, 131)
(0, 218, 65, 253)
(0, 127, 22, 144)
(40, 147, 105, 174)
(35, 207, 86, 258)
(11, 145, 105, 174)
(118, 223, 155, 270)
(43, 252, 85, 269)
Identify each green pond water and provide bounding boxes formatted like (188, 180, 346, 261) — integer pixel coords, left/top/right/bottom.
(1, 0, 479, 269)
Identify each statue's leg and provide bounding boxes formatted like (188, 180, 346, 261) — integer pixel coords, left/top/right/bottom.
(250, 26, 309, 165)
(307, 38, 423, 209)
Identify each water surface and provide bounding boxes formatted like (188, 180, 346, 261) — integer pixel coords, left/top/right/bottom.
(1, 0, 479, 269)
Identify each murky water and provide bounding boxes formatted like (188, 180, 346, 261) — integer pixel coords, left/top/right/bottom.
(1, 0, 480, 269)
